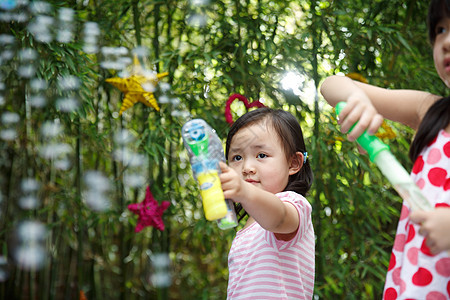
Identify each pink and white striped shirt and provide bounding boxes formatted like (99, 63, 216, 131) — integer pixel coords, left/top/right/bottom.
(227, 191, 315, 299)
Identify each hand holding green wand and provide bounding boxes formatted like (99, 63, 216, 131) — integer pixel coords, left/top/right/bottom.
(335, 102, 433, 212)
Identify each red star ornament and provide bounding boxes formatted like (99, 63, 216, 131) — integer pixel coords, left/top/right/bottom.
(128, 186, 170, 232)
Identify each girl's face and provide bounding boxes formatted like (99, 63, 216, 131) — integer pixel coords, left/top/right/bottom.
(227, 121, 299, 194)
(433, 16, 450, 87)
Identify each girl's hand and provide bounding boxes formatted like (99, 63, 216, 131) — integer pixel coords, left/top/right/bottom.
(219, 162, 247, 203)
(410, 208, 450, 254)
(338, 92, 384, 141)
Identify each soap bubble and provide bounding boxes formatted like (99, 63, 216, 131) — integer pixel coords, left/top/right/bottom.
(84, 190, 110, 211)
(29, 1, 51, 14)
(56, 97, 79, 112)
(27, 15, 54, 43)
(114, 149, 146, 167)
(83, 21, 100, 36)
(18, 65, 35, 78)
(39, 142, 71, 159)
(18, 48, 37, 61)
(21, 178, 39, 192)
(28, 95, 46, 108)
(29, 78, 47, 91)
(40, 120, 63, 138)
(83, 170, 111, 211)
(0, 128, 16, 141)
(17, 220, 47, 243)
(14, 245, 46, 270)
(0, 50, 14, 63)
(171, 110, 190, 118)
(54, 158, 71, 170)
(132, 46, 149, 58)
(159, 95, 169, 104)
(159, 82, 171, 93)
(58, 75, 79, 91)
(84, 170, 111, 192)
(124, 173, 145, 188)
(41, 120, 63, 138)
(19, 195, 40, 210)
(0, 34, 15, 45)
(2, 111, 19, 124)
(113, 129, 135, 145)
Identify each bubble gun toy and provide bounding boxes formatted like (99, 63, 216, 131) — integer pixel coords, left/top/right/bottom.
(182, 119, 238, 229)
(335, 102, 433, 212)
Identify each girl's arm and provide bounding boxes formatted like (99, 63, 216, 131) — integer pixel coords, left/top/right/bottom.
(320, 75, 439, 139)
(219, 162, 299, 234)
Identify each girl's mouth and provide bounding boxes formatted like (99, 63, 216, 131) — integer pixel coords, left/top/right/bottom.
(444, 58, 450, 72)
(245, 179, 259, 184)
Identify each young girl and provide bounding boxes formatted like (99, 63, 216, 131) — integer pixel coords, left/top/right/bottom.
(219, 107, 314, 299)
(320, 0, 450, 298)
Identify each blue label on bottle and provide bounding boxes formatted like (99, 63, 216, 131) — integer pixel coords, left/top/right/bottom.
(200, 182, 213, 190)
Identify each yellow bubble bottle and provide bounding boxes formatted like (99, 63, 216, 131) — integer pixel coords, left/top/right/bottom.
(197, 170, 227, 220)
(182, 119, 238, 227)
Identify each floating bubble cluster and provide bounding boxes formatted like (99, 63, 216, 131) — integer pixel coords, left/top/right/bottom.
(13, 220, 48, 270)
(19, 178, 41, 210)
(100, 46, 131, 70)
(83, 170, 111, 212)
(38, 120, 72, 170)
(56, 7, 74, 43)
(0, 111, 19, 141)
(113, 129, 147, 188)
(56, 75, 80, 113)
(18, 48, 37, 78)
(150, 252, 171, 288)
(83, 21, 100, 54)
(28, 78, 48, 108)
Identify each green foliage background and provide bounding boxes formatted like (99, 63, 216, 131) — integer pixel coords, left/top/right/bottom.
(0, 0, 445, 299)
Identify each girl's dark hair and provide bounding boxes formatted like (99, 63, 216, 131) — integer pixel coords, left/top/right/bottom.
(225, 107, 314, 221)
(411, 1, 450, 162)
(428, 0, 450, 44)
(409, 97, 450, 162)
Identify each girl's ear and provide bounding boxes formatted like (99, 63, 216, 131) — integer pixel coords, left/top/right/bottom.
(288, 152, 303, 175)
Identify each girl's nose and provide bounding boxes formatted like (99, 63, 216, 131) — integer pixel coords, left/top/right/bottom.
(242, 160, 256, 175)
(443, 32, 450, 51)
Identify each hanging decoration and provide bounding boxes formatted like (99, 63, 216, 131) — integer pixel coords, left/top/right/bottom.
(106, 55, 168, 115)
(224, 93, 265, 125)
(128, 186, 170, 232)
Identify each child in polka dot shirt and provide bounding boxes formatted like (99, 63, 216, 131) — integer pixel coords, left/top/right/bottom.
(320, 0, 450, 298)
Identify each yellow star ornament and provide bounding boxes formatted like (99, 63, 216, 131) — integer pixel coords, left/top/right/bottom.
(106, 57, 168, 115)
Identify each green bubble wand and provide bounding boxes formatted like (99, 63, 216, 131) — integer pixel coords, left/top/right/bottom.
(335, 102, 433, 212)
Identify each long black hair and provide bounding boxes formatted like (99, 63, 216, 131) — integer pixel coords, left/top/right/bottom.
(409, 97, 450, 162)
(409, 0, 450, 162)
(225, 107, 313, 221)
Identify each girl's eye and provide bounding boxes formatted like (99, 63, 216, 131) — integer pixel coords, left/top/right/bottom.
(257, 153, 267, 159)
(232, 155, 242, 162)
(436, 26, 446, 35)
